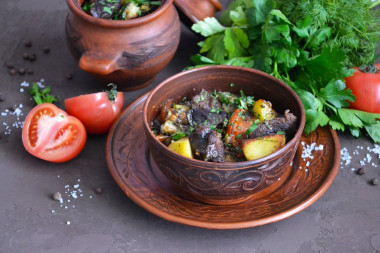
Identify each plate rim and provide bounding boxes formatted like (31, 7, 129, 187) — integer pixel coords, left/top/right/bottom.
(106, 93, 341, 230)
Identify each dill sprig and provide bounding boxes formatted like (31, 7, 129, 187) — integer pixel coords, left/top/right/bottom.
(275, 0, 380, 67)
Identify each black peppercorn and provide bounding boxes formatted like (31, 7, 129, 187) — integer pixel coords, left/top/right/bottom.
(18, 68, 25, 75)
(357, 168, 364, 175)
(8, 105, 18, 112)
(0, 93, 5, 102)
(24, 40, 32, 48)
(66, 73, 73, 80)
(23, 53, 30, 60)
(95, 187, 103, 194)
(43, 47, 50, 54)
(52, 192, 62, 201)
(370, 178, 378, 186)
(26, 69, 34, 75)
(29, 53, 36, 61)
(6, 63, 14, 69)
(9, 69, 16, 76)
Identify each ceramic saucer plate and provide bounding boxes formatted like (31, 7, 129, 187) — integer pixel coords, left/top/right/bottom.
(106, 93, 340, 230)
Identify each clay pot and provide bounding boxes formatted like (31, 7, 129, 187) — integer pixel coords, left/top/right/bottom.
(65, 0, 181, 91)
(174, 0, 222, 28)
(143, 66, 305, 205)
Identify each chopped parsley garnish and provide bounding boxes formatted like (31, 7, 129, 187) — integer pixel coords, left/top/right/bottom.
(172, 132, 187, 141)
(245, 120, 260, 135)
(220, 93, 231, 105)
(29, 83, 59, 105)
(210, 107, 220, 113)
(103, 7, 113, 15)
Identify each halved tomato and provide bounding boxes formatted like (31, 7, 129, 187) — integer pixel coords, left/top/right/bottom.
(64, 84, 124, 134)
(22, 103, 86, 163)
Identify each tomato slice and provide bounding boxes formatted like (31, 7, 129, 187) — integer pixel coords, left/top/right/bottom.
(22, 103, 86, 163)
(226, 109, 255, 147)
(64, 89, 123, 134)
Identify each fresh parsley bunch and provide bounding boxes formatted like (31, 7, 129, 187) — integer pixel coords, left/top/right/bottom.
(190, 0, 380, 143)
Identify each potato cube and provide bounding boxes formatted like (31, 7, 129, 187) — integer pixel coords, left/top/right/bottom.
(253, 99, 276, 122)
(168, 137, 194, 159)
(242, 134, 285, 160)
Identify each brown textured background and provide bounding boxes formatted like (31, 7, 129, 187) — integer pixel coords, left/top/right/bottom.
(0, 0, 379, 252)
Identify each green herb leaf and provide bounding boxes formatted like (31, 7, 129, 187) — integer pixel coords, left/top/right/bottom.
(365, 122, 380, 143)
(172, 132, 187, 141)
(28, 83, 59, 105)
(245, 120, 259, 135)
(320, 79, 355, 108)
(224, 28, 249, 58)
(191, 17, 225, 37)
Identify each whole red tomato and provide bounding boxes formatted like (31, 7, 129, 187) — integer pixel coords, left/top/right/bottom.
(64, 84, 124, 134)
(22, 103, 87, 163)
(345, 63, 380, 113)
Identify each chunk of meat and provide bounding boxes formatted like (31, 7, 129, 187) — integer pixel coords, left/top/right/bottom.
(189, 126, 225, 162)
(205, 131, 225, 163)
(191, 90, 222, 111)
(91, 0, 122, 19)
(189, 126, 211, 158)
(247, 110, 298, 139)
(190, 108, 227, 129)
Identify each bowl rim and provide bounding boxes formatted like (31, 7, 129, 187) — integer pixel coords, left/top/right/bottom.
(142, 65, 306, 168)
(66, 0, 174, 28)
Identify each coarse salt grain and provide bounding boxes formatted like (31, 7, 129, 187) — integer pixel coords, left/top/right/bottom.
(340, 148, 352, 166)
(66, 221, 70, 225)
(71, 192, 77, 199)
(20, 81, 29, 87)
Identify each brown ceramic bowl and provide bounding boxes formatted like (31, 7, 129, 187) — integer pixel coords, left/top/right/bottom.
(65, 0, 181, 91)
(142, 66, 305, 205)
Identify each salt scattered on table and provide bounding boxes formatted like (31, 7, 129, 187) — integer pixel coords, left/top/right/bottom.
(340, 143, 380, 181)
